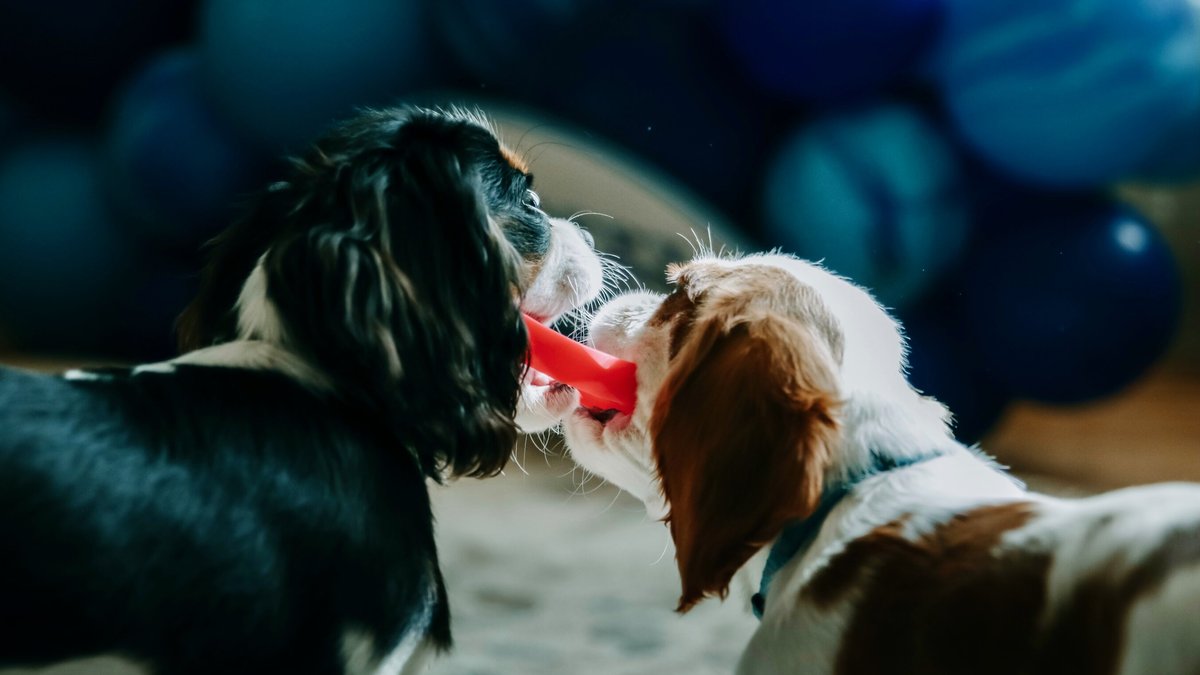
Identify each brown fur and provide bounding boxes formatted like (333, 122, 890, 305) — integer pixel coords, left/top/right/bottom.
(649, 288, 700, 358)
(651, 311, 841, 612)
(1035, 524, 1200, 675)
(803, 502, 1049, 675)
(500, 143, 529, 174)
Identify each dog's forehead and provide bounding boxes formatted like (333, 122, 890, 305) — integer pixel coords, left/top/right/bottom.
(662, 258, 846, 363)
(668, 259, 808, 304)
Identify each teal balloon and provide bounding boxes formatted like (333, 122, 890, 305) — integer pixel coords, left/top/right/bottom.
(931, 0, 1200, 186)
(0, 139, 134, 347)
(199, 0, 428, 151)
(763, 105, 970, 309)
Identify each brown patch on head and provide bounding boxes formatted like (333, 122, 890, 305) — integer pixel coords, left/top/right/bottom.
(1036, 523, 1200, 675)
(649, 288, 700, 358)
(804, 502, 1049, 675)
(651, 307, 841, 612)
(667, 261, 845, 364)
(499, 143, 529, 174)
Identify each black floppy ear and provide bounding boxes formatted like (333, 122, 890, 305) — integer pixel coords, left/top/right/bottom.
(264, 137, 527, 478)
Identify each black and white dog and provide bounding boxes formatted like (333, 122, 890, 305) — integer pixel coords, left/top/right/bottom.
(0, 107, 603, 674)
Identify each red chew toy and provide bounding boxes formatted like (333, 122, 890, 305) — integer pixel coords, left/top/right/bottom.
(522, 314, 638, 414)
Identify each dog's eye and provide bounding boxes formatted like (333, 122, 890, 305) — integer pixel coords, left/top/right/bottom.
(524, 189, 541, 209)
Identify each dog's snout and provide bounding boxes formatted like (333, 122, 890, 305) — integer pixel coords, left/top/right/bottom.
(587, 291, 664, 356)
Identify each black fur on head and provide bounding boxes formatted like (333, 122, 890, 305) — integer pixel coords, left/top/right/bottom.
(178, 107, 541, 479)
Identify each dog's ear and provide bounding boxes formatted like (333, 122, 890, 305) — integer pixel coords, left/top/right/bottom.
(262, 132, 526, 478)
(651, 312, 840, 612)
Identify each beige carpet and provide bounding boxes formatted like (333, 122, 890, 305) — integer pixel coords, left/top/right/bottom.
(426, 440, 757, 675)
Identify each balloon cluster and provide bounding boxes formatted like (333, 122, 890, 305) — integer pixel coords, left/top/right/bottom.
(729, 0, 1196, 440)
(0, 0, 1193, 440)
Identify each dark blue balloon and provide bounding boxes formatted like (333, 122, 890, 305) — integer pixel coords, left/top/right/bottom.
(526, 6, 783, 215)
(718, 0, 943, 101)
(1134, 106, 1200, 183)
(200, 0, 429, 151)
(106, 49, 274, 249)
(432, 0, 607, 84)
(0, 138, 134, 349)
(962, 197, 1181, 404)
(0, 93, 18, 150)
(930, 0, 1200, 186)
(104, 263, 199, 361)
(0, 1, 196, 122)
(901, 305, 1011, 444)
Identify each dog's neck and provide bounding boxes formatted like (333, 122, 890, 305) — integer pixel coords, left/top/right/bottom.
(826, 387, 961, 485)
(131, 341, 332, 392)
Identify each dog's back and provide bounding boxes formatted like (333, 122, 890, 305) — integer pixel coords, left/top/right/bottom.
(0, 365, 448, 674)
(751, 457, 1200, 675)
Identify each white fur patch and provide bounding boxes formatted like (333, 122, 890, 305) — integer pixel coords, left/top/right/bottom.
(62, 369, 112, 382)
(236, 257, 286, 344)
(339, 581, 438, 675)
(1118, 563, 1200, 675)
(521, 218, 604, 324)
(129, 340, 330, 391)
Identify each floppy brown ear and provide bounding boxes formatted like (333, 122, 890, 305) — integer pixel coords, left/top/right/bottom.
(651, 312, 840, 612)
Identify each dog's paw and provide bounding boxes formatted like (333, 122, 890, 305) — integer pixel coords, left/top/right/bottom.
(515, 373, 580, 433)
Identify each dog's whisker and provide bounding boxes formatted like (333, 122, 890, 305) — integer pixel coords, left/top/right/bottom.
(568, 211, 614, 222)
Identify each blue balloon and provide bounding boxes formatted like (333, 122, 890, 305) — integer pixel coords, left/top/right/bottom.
(962, 197, 1181, 404)
(1134, 106, 1200, 182)
(104, 263, 199, 361)
(0, 138, 135, 348)
(199, 0, 429, 151)
(930, 0, 1200, 186)
(718, 0, 943, 101)
(0, 1, 196, 122)
(902, 308, 1011, 444)
(763, 105, 970, 309)
(432, 0, 605, 84)
(106, 49, 273, 249)
(517, 6, 782, 215)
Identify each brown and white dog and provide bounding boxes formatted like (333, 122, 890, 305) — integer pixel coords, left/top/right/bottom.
(562, 252, 1200, 675)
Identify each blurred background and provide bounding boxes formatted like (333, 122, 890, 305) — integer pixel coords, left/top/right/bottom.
(0, 1, 1198, 673)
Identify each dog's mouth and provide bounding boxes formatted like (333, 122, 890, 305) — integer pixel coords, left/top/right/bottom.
(582, 407, 620, 425)
(523, 312, 576, 393)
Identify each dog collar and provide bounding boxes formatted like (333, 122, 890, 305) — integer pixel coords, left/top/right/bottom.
(751, 451, 943, 620)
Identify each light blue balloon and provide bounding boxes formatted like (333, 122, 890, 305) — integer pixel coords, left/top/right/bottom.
(763, 105, 970, 309)
(930, 0, 1200, 186)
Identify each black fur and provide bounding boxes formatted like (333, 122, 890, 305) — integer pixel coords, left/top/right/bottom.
(0, 365, 448, 674)
(0, 107, 555, 673)
(179, 106, 547, 479)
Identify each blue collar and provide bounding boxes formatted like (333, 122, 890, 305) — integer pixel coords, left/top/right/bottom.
(751, 451, 942, 620)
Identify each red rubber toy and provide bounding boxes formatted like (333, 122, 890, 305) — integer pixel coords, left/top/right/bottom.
(522, 314, 638, 413)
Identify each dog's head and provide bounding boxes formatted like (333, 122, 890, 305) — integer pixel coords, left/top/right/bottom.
(179, 106, 602, 478)
(563, 253, 953, 610)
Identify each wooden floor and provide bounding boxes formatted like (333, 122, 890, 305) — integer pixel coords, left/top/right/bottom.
(986, 368, 1200, 490)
